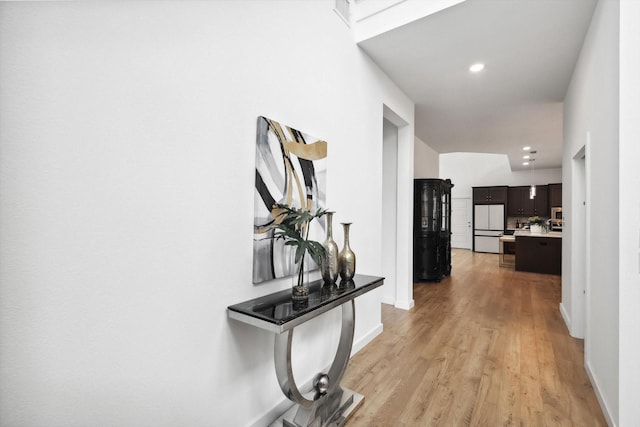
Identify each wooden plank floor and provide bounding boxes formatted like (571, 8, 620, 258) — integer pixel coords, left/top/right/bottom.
(342, 249, 606, 427)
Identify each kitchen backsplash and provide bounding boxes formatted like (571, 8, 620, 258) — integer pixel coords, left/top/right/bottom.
(506, 216, 549, 230)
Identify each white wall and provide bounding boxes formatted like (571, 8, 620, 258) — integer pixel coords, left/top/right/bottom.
(439, 152, 562, 199)
(562, 0, 620, 423)
(618, 1, 640, 424)
(414, 136, 439, 178)
(0, 2, 415, 426)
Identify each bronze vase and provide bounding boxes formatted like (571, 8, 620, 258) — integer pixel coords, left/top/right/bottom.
(338, 222, 356, 281)
(321, 212, 339, 284)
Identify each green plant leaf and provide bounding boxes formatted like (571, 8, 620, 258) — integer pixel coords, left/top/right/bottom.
(306, 241, 326, 266)
(271, 203, 330, 267)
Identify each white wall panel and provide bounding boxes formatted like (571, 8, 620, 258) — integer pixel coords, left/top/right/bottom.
(618, 0, 640, 423)
(562, 0, 620, 423)
(0, 2, 414, 426)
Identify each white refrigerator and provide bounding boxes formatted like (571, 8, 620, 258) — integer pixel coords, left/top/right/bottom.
(473, 204, 504, 253)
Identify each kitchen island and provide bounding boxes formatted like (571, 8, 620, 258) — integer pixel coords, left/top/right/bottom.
(514, 230, 562, 275)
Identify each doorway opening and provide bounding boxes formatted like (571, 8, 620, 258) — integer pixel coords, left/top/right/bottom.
(382, 118, 398, 306)
(382, 105, 413, 310)
(570, 140, 589, 341)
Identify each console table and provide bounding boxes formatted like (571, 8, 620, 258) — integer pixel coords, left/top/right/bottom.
(227, 274, 384, 427)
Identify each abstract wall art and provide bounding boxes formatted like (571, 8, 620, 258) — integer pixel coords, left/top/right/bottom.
(253, 116, 327, 284)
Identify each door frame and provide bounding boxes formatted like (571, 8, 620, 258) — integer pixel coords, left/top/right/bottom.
(382, 104, 414, 311)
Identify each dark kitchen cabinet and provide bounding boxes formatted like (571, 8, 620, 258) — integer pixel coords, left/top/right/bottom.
(508, 185, 549, 217)
(414, 179, 453, 282)
(508, 187, 530, 216)
(516, 236, 561, 275)
(473, 186, 507, 204)
(533, 185, 549, 216)
(549, 183, 563, 208)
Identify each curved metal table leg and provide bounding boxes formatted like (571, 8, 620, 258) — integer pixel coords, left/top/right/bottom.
(273, 300, 362, 426)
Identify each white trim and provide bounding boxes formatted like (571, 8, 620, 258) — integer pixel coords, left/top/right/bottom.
(381, 118, 400, 312)
(353, 0, 407, 23)
(394, 298, 415, 311)
(380, 295, 395, 306)
(559, 302, 571, 332)
(333, 3, 351, 27)
(352, 322, 384, 355)
(585, 361, 616, 427)
(584, 135, 592, 359)
(248, 400, 295, 427)
(570, 143, 587, 340)
(383, 104, 414, 316)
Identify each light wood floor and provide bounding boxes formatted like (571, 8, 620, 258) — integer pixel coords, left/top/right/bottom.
(342, 249, 606, 426)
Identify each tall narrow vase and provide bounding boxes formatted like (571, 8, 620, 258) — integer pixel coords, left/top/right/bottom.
(321, 212, 339, 284)
(291, 251, 309, 309)
(338, 223, 356, 282)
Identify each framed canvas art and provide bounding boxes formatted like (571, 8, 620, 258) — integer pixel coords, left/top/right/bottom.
(253, 116, 327, 284)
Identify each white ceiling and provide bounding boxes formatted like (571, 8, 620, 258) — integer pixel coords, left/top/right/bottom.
(358, 0, 597, 171)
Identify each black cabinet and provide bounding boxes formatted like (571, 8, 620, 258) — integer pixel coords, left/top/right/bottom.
(414, 179, 453, 282)
(473, 186, 507, 204)
(508, 186, 530, 216)
(507, 185, 548, 217)
(549, 183, 562, 208)
(533, 185, 549, 216)
(515, 236, 561, 275)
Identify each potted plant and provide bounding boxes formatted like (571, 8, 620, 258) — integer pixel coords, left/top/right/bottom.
(272, 203, 327, 302)
(528, 216, 547, 233)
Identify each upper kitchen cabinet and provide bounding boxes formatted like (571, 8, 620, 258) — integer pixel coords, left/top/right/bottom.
(508, 186, 530, 216)
(473, 186, 508, 204)
(508, 185, 549, 217)
(533, 185, 549, 216)
(549, 183, 563, 208)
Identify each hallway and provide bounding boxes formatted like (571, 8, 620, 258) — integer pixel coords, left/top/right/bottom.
(342, 249, 606, 426)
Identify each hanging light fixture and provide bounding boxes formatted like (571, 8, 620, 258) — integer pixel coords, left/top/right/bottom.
(529, 154, 536, 199)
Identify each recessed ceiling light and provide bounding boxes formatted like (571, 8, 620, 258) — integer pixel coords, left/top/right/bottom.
(469, 63, 485, 73)
(523, 155, 530, 159)
(523, 146, 531, 151)
(523, 162, 529, 166)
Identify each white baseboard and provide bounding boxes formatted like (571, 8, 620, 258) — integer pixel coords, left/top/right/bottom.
(559, 302, 572, 333)
(248, 322, 384, 427)
(380, 295, 395, 306)
(352, 322, 383, 356)
(395, 298, 414, 311)
(380, 297, 415, 311)
(585, 360, 616, 427)
(248, 399, 295, 427)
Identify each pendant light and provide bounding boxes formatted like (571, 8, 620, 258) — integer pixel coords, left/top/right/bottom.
(529, 154, 536, 199)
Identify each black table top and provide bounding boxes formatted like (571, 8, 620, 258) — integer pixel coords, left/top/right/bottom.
(227, 274, 384, 333)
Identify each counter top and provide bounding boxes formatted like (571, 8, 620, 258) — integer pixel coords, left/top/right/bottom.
(514, 230, 562, 239)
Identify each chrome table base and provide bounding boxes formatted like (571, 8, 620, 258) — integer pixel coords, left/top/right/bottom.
(271, 388, 364, 427)
(227, 275, 384, 427)
(272, 300, 359, 427)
